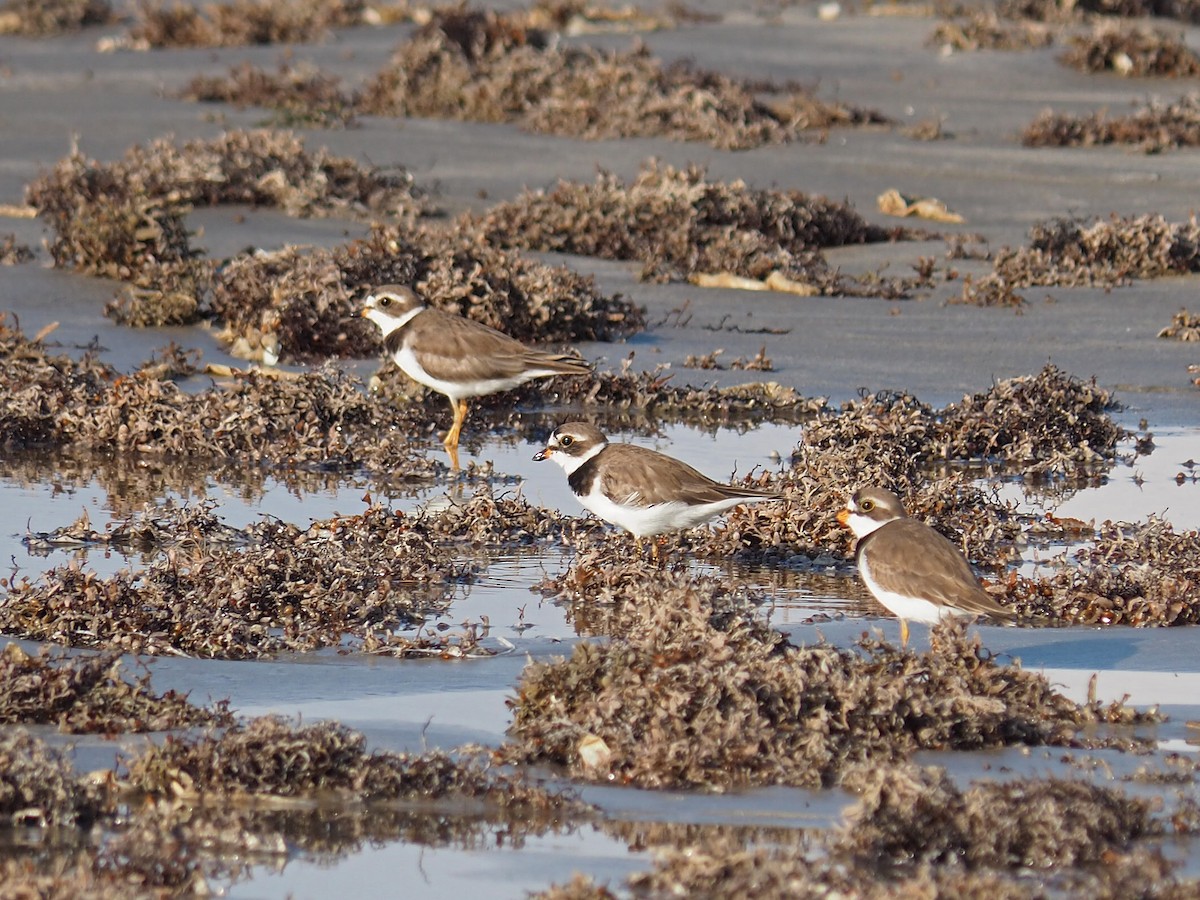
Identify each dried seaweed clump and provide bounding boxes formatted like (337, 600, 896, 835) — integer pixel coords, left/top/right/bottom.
(0, 503, 469, 658)
(0, 644, 230, 733)
(24, 130, 432, 295)
(1004, 517, 1200, 625)
(938, 366, 1122, 474)
(358, 8, 885, 151)
(839, 763, 1156, 868)
(696, 367, 1120, 566)
(1024, 93, 1200, 152)
(474, 161, 905, 292)
(0, 320, 385, 462)
(127, 0, 369, 48)
(506, 576, 1132, 789)
(0, 0, 113, 35)
(210, 223, 642, 362)
(929, 10, 1055, 52)
(1159, 308, 1200, 340)
(1062, 25, 1200, 76)
(506, 358, 824, 424)
(618, 766, 1181, 898)
(181, 61, 359, 128)
(0, 233, 35, 264)
(0, 316, 551, 466)
(957, 214, 1200, 304)
(803, 366, 1121, 478)
(1, 491, 581, 658)
(126, 715, 588, 820)
(0, 731, 108, 828)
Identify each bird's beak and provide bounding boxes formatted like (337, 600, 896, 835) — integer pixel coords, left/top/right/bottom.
(533, 447, 552, 462)
(360, 295, 376, 316)
(836, 508, 851, 527)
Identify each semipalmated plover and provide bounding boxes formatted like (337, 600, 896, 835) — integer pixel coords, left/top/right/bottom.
(837, 485, 1015, 646)
(362, 285, 590, 465)
(534, 422, 778, 550)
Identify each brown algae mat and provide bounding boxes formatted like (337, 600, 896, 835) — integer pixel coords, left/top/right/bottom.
(470, 161, 922, 295)
(506, 574, 1154, 791)
(954, 214, 1200, 306)
(1025, 94, 1200, 153)
(23, 131, 645, 356)
(2, 493, 588, 658)
(8, 299, 1180, 642)
(0, 0, 115, 35)
(0, 643, 230, 732)
(0, 714, 587, 895)
(1001, 517, 1200, 625)
(540, 763, 1198, 897)
(177, 6, 887, 150)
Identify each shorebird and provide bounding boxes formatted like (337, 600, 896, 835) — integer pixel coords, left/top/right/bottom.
(361, 285, 590, 467)
(534, 422, 778, 554)
(837, 485, 1015, 645)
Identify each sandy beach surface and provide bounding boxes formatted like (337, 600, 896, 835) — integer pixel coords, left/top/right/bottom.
(2, 2, 1200, 896)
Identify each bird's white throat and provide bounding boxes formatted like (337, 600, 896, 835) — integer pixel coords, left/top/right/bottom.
(548, 440, 605, 476)
(363, 302, 423, 337)
(844, 510, 889, 539)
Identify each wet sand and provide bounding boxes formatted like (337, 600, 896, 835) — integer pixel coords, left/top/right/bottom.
(2, 3, 1200, 896)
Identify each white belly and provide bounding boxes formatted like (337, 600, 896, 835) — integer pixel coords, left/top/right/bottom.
(578, 489, 752, 538)
(394, 346, 544, 400)
(859, 554, 958, 624)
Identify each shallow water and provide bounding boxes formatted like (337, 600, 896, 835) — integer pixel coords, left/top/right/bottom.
(3, 419, 1200, 895)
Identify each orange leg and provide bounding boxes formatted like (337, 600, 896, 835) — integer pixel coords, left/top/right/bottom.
(443, 398, 469, 451)
(899, 618, 910, 648)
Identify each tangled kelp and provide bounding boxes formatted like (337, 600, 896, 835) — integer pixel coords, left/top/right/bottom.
(929, 10, 1056, 53)
(0, 233, 35, 265)
(1159, 308, 1200, 340)
(1062, 24, 1200, 76)
(805, 366, 1122, 477)
(357, 8, 885, 151)
(126, 0, 370, 48)
(123, 0, 686, 50)
(706, 366, 1121, 567)
(182, 61, 359, 127)
(0, 643, 230, 732)
(0, 0, 113, 35)
(209, 223, 642, 362)
(931, 0, 1200, 56)
(127, 716, 569, 807)
(1, 492, 585, 658)
(0, 731, 110, 828)
(602, 764, 1188, 899)
(471, 161, 914, 293)
(0, 317, 786, 461)
(0, 325, 413, 466)
(505, 578, 1147, 789)
(956, 214, 1200, 305)
(0, 717, 586, 894)
(838, 763, 1157, 868)
(24, 130, 433, 324)
(1026, 93, 1200, 152)
(1004, 517, 1200, 625)
(23, 129, 645, 350)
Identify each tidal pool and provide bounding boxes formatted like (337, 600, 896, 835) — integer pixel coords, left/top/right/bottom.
(2, 420, 1199, 897)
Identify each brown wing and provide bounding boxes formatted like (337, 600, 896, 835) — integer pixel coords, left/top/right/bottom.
(394, 309, 589, 383)
(864, 519, 1014, 620)
(597, 444, 777, 508)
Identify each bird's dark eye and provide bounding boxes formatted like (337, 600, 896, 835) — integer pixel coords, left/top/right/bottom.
(861, 498, 875, 512)
(559, 435, 573, 447)
(379, 295, 392, 308)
